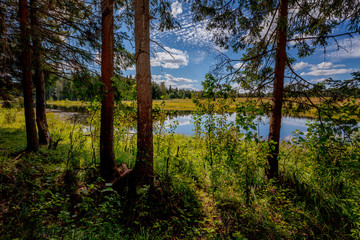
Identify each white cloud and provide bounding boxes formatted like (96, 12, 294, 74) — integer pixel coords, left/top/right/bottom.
(126, 65, 135, 71)
(171, 1, 182, 18)
(164, 118, 191, 127)
(282, 117, 309, 127)
(292, 61, 312, 70)
(309, 78, 327, 83)
(151, 47, 189, 69)
(310, 62, 345, 71)
(301, 68, 355, 76)
(233, 62, 243, 69)
(152, 73, 197, 90)
(299, 61, 357, 77)
(177, 84, 197, 90)
(292, 60, 346, 73)
(151, 4, 227, 52)
(328, 37, 360, 59)
(257, 10, 278, 43)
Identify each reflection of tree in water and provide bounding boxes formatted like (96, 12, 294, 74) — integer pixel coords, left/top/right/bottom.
(166, 110, 193, 118)
(46, 104, 88, 113)
(48, 105, 197, 125)
(47, 104, 316, 124)
(47, 104, 89, 124)
(46, 103, 323, 138)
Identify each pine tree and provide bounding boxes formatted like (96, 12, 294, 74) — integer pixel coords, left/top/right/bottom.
(192, 0, 360, 180)
(19, 0, 39, 152)
(99, 0, 117, 181)
(30, 0, 50, 145)
(134, 0, 153, 186)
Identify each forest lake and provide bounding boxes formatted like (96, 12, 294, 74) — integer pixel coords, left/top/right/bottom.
(47, 104, 313, 141)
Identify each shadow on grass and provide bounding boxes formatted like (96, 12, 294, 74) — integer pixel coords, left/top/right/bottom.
(0, 137, 206, 239)
(0, 127, 27, 154)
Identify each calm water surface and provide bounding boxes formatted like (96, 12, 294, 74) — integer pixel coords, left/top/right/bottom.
(47, 104, 312, 140)
(163, 113, 312, 140)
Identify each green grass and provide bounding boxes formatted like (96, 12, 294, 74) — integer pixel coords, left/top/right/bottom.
(1, 106, 359, 239)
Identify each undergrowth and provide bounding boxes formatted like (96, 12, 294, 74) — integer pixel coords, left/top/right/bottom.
(1, 105, 359, 239)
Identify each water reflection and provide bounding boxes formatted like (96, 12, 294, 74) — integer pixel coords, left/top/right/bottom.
(47, 104, 89, 124)
(47, 104, 312, 139)
(163, 113, 312, 140)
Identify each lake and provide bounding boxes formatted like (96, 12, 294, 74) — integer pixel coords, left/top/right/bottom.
(47, 104, 312, 140)
(162, 113, 312, 140)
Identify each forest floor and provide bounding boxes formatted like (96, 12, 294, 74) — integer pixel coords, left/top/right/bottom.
(196, 187, 223, 236)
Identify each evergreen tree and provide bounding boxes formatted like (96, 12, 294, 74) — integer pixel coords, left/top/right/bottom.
(100, 0, 117, 182)
(30, 0, 50, 145)
(19, 0, 39, 152)
(192, 0, 360, 180)
(134, 0, 153, 186)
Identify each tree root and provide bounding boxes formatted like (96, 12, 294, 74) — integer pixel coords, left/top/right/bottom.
(112, 163, 136, 196)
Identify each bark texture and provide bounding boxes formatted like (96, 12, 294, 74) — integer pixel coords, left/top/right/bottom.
(30, 0, 50, 145)
(134, 0, 153, 186)
(19, 0, 39, 152)
(266, 0, 288, 180)
(100, 0, 116, 181)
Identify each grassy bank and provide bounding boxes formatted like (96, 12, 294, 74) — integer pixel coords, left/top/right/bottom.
(46, 99, 199, 111)
(1, 107, 360, 239)
(47, 98, 357, 119)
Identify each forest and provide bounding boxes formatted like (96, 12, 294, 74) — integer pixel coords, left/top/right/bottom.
(1, 0, 360, 239)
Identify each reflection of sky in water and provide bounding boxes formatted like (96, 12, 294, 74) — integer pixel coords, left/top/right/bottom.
(165, 113, 313, 140)
(55, 104, 314, 139)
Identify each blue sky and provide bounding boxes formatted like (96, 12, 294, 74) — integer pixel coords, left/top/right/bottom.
(124, 1, 360, 91)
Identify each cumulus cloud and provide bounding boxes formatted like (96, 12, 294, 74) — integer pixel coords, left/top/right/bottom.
(292, 61, 311, 70)
(301, 68, 355, 76)
(171, 1, 182, 18)
(152, 73, 197, 90)
(310, 62, 345, 71)
(233, 62, 243, 69)
(297, 61, 356, 77)
(151, 47, 189, 69)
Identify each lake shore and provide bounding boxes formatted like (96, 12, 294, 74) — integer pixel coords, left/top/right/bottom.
(47, 98, 328, 119)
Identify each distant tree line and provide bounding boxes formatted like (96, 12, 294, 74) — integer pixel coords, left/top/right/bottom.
(45, 73, 248, 101)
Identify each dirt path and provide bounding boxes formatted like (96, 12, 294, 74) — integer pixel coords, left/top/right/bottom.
(196, 187, 223, 238)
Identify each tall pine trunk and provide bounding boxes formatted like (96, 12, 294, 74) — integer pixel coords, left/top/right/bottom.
(19, 0, 39, 152)
(100, 0, 116, 181)
(134, 0, 153, 186)
(265, 0, 288, 180)
(30, 0, 50, 145)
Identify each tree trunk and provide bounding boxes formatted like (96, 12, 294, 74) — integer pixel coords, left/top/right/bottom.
(19, 0, 39, 152)
(100, 0, 116, 181)
(134, 0, 153, 186)
(30, 0, 50, 145)
(265, 0, 288, 180)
